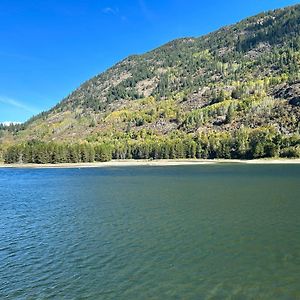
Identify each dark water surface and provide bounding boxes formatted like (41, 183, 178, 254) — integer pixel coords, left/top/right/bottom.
(0, 164, 299, 299)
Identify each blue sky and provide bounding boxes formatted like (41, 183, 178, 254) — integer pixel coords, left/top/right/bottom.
(0, 0, 299, 123)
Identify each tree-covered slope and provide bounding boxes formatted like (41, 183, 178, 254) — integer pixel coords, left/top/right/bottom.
(1, 4, 300, 162)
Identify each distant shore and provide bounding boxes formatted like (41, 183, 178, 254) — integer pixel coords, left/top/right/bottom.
(1, 158, 300, 169)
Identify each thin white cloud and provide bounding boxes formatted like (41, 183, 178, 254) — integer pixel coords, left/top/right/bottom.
(102, 6, 127, 21)
(102, 7, 119, 15)
(0, 96, 39, 114)
(1, 121, 22, 126)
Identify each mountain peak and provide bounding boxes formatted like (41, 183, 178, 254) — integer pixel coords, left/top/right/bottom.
(1, 4, 300, 162)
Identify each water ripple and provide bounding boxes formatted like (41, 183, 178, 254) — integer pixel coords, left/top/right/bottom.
(0, 165, 299, 299)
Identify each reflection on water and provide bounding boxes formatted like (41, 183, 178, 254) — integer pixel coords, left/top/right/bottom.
(0, 165, 299, 299)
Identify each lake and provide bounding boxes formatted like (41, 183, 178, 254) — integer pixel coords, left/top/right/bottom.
(0, 164, 299, 299)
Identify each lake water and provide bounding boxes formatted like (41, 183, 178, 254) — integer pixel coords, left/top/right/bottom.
(0, 164, 299, 299)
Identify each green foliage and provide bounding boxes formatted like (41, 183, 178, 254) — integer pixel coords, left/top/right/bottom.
(2, 4, 300, 163)
(4, 127, 300, 164)
(236, 6, 300, 52)
(281, 146, 300, 158)
(225, 103, 236, 124)
(16, 4, 299, 119)
(0, 123, 25, 133)
(94, 144, 113, 162)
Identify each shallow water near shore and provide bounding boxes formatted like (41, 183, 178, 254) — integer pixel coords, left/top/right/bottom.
(0, 164, 300, 299)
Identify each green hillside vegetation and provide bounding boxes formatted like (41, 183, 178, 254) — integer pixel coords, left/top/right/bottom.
(1, 4, 300, 163)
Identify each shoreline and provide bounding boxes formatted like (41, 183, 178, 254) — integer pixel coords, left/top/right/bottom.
(1, 158, 300, 169)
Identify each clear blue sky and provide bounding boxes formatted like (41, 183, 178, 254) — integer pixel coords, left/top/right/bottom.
(0, 0, 299, 123)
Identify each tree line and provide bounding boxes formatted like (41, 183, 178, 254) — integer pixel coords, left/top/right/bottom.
(3, 128, 300, 164)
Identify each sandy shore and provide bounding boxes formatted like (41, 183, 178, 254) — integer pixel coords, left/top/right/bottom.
(1, 158, 300, 169)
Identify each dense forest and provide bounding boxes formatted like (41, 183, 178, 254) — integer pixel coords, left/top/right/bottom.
(3, 127, 300, 164)
(1, 4, 300, 163)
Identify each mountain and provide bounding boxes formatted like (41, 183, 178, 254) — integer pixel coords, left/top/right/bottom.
(1, 4, 300, 163)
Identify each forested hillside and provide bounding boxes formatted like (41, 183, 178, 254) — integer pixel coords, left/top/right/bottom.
(1, 4, 300, 163)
